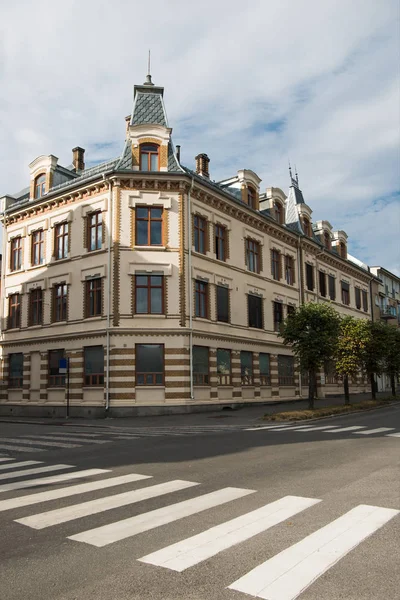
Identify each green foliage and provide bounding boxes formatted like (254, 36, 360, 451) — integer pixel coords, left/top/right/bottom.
(336, 316, 369, 378)
(383, 327, 400, 377)
(361, 321, 388, 377)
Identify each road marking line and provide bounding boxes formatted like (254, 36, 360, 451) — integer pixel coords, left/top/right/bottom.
(0, 473, 151, 512)
(228, 504, 399, 600)
(0, 438, 80, 449)
(354, 428, 395, 435)
(0, 460, 42, 471)
(0, 458, 15, 463)
(386, 433, 400, 438)
(139, 495, 321, 572)
(48, 432, 103, 437)
(22, 435, 109, 445)
(244, 426, 295, 431)
(293, 426, 340, 432)
(17, 480, 199, 529)
(0, 444, 45, 453)
(114, 436, 139, 440)
(68, 487, 255, 547)
(324, 426, 366, 433)
(0, 468, 109, 493)
(0, 464, 72, 481)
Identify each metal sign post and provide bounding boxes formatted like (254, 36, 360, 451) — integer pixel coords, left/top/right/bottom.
(59, 358, 70, 418)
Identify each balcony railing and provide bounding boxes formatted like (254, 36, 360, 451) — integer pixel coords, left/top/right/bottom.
(380, 307, 397, 319)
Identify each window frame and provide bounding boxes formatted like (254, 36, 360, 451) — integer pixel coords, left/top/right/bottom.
(245, 239, 260, 273)
(306, 263, 314, 291)
(324, 231, 331, 250)
(195, 280, 209, 318)
(8, 293, 21, 329)
(193, 346, 210, 385)
(139, 143, 160, 172)
(85, 278, 103, 318)
(87, 211, 103, 252)
(84, 345, 104, 387)
(274, 201, 284, 225)
(53, 283, 68, 322)
(259, 352, 271, 386)
(319, 271, 327, 297)
(278, 355, 295, 386)
(31, 230, 45, 266)
(285, 255, 294, 285)
(10, 237, 22, 271)
(34, 173, 46, 199)
(135, 206, 163, 247)
(355, 287, 362, 310)
(328, 275, 336, 301)
(194, 215, 207, 254)
(362, 290, 368, 312)
(240, 351, 254, 385)
(48, 349, 66, 387)
(217, 348, 232, 386)
(247, 186, 257, 209)
(29, 288, 43, 326)
(134, 274, 164, 315)
(248, 294, 263, 329)
(55, 222, 69, 260)
(215, 224, 227, 261)
(216, 285, 230, 323)
(271, 249, 280, 281)
(302, 217, 311, 237)
(8, 353, 23, 388)
(273, 300, 283, 332)
(341, 281, 350, 306)
(339, 241, 347, 259)
(135, 343, 165, 386)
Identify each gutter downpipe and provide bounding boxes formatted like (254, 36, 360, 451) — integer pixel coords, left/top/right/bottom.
(188, 177, 195, 400)
(104, 174, 113, 413)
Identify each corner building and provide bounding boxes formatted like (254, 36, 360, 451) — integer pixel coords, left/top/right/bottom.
(0, 76, 376, 416)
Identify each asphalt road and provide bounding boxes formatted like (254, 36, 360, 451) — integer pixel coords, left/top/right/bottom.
(0, 404, 399, 600)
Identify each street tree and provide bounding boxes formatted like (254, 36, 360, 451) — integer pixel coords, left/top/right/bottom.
(281, 302, 341, 409)
(361, 321, 388, 400)
(336, 316, 369, 405)
(383, 326, 400, 397)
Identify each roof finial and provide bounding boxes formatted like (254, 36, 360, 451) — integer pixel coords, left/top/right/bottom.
(295, 165, 299, 184)
(288, 160, 292, 179)
(144, 49, 154, 86)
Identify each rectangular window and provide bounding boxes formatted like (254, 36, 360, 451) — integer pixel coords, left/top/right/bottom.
(10, 237, 22, 271)
(355, 287, 361, 309)
(53, 284, 68, 322)
(240, 351, 253, 385)
(85, 278, 102, 317)
(8, 353, 23, 388)
(216, 285, 229, 323)
(135, 275, 164, 314)
(278, 355, 295, 386)
(362, 290, 368, 312)
(287, 305, 296, 318)
(195, 280, 208, 318)
(319, 271, 327, 297)
(248, 294, 263, 329)
(341, 281, 350, 305)
(215, 224, 226, 261)
(194, 215, 207, 254)
(136, 207, 163, 246)
(259, 353, 271, 386)
(271, 249, 280, 280)
(32, 230, 44, 266)
(285, 255, 294, 285)
(273, 301, 283, 332)
(29, 288, 43, 326)
(136, 344, 164, 385)
(88, 211, 102, 251)
(84, 346, 104, 386)
(55, 223, 69, 259)
(8, 294, 21, 329)
(246, 239, 260, 273)
(328, 275, 336, 300)
(217, 349, 231, 385)
(306, 264, 314, 291)
(48, 349, 66, 387)
(193, 346, 209, 385)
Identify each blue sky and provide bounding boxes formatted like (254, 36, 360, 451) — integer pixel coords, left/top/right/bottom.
(1, 0, 399, 273)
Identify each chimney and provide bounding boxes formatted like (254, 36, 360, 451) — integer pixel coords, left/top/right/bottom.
(72, 147, 85, 172)
(195, 153, 210, 178)
(176, 145, 181, 163)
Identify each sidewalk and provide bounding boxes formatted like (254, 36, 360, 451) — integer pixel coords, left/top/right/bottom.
(0, 392, 394, 429)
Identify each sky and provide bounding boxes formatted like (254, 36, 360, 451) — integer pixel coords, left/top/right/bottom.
(1, 0, 399, 274)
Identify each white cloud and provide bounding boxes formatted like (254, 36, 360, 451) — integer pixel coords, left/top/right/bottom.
(1, 0, 399, 272)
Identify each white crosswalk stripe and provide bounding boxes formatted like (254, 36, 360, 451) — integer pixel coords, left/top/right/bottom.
(0, 458, 15, 463)
(0, 468, 109, 493)
(325, 426, 366, 432)
(0, 460, 42, 471)
(355, 427, 395, 435)
(0, 438, 80, 449)
(386, 432, 400, 437)
(0, 443, 45, 453)
(22, 435, 109, 444)
(246, 424, 400, 438)
(0, 464, 72, 481)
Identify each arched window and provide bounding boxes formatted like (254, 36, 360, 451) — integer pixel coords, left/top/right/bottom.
(34, 174, 46, 199)
(140, 143, 159, 171)
(302, 217, 311, 237)
(339, 241, 347, 259)
(247, 186, 257, 209)
(324, 231, 331, 250)
(274, 201, 284, 225)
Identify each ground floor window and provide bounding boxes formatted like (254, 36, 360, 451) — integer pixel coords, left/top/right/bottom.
(136, 344, 164, 385)
(240, 351, 253, 385)
(8, 353, 23, 388)
(193, 346, 209, 385)
(278, 355, 295, 386)
(217, 349, 231, 385)
(84, 346, 104, 386)
(48, 349, 66, 387)
(259, 353, 271, 385)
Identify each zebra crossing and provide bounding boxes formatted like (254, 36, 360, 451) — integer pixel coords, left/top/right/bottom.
(0, 457, 398, 599)
(245, 423, 400, 438)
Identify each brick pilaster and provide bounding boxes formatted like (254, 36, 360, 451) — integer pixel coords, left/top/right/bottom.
(270, 354, 279, 397)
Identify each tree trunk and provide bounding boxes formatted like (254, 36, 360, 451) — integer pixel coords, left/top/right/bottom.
(308, 370, 315, 410)
(344, 375, 350, 405)
(390, 374, 396, 397)
(370, 372, 376, 400)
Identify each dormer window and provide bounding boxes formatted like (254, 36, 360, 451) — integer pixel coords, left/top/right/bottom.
(324, 231, 331, 250)
(140, 143, 159, 171)
(34, 174, 46, 199)
(274, 201, 284, 225)
(302, 217, 311, 237)
(339, 241, 347, 259)
(247, 186, 257, 209)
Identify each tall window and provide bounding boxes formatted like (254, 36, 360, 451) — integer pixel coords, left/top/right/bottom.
(88, 211, 102, 251)
(341, 281, 350, 305)
(34, 174, 46, 199)
(246, 239, 260, 273)
(324, 231, 331, 250)
(274, 201, 284, 224)
(29, 289, 43, 326)
(339, 242, 347, 259)
(271, 249, 280, 280)
(32, 230, 44, 266)
(273, 301, 283, 332)
(10, 237, 22, 271)
(319, 271, 327, 297)
(248, 294, 263, 329)
(136, 207, 163, 246)
(328, 275, 336, 300)
(215, 224, 227, 261)
(53, 284, 68, 322)
(285, 255, 294, 285)
(55, 223, 69, 259)
(362, 290, 368, 312)
(194, 215, 207, 254)
(216, 285, 229, 323)
(140, 143, 159, 171)
(193, 346, 209, 385)
(8, 294, 21, 329)
(306, 263, 314, 291)
(355, 287, 361, 310)
(302, 217, 311, 237)
(135, 275, 164, 314)
(195, 280, 208, 318)
(136, 344, 164, 385)
(259, 353, 271, 385)
(217, 349, 231, 385)
(247, 186, 257, 209)
(84, 346, 104, 386)
(48, 349, 66, 387)
(85, 278, 102, 317)
(278, 355, 295, 386)
(240, 351, 253, 385)
(8, 353, 23, 388)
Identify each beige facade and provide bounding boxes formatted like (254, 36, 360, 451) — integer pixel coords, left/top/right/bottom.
(0, 76, 377, 417)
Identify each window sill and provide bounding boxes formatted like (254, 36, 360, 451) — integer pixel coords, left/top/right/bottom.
(27, 325, 43, 330)
(82, 386, 104, 390)
(193, 385, 211, 388)
(194, 316, 210, 322)
(136, 385, 165, 388)
(133, 314, 166, 318)
(47, 386, 66, 390)
(5, 327, 21, 332)
(134, 245, 166, 251)
(27, 263, 46, 271)
(49, 257, 70, 264)
(85, 248, 105, 255)
(8, 269, 24, 275)
(83, 316, 104, 321)
(50, 321, 68, 326)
